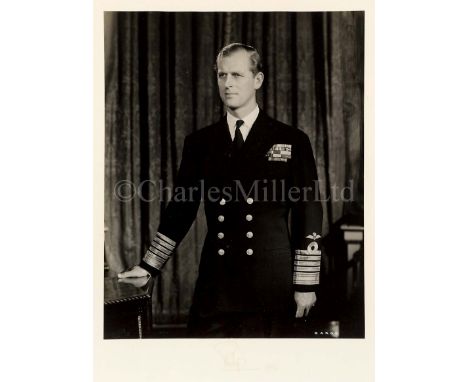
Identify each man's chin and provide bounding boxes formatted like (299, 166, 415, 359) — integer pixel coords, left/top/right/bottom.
(224, 101, 239, 110)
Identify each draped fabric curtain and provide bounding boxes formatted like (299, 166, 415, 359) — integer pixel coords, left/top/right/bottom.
(104, 11, 364, 324)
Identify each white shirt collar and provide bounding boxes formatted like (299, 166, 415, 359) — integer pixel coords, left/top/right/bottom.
(226, 105, 260, 141)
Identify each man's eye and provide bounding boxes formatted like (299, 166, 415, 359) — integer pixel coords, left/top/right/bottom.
(218, 73, 226, 78)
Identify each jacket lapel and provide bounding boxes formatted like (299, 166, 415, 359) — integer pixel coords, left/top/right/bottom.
(211, 116, 232, 153)
(240, 110, 272, 159)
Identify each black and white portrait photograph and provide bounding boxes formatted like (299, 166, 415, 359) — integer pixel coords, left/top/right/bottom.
(102, 10, 366, 341)
(7, 0, 468, 381)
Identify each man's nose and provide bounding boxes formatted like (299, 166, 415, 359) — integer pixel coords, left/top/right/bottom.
(225, 74, 233, 87)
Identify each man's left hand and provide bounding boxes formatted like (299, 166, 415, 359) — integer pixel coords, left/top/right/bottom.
(294, 291, 317, 318)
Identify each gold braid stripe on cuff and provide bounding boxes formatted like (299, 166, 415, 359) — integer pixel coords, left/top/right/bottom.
(156, 232, 176, 247)
(143, 232, 177, 270)
(143, 251, 166, 269)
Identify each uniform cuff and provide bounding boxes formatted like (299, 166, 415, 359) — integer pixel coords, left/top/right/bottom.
(293, 232, 322, 290)
(142, 231, 177, 271)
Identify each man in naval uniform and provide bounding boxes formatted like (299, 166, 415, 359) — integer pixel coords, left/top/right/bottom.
(118, 43, 323, 337)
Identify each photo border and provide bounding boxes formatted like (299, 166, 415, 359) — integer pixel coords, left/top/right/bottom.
(94, 1, 374, 380)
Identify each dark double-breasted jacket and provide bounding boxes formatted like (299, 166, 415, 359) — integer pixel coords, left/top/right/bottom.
(140, 110, 323, 316)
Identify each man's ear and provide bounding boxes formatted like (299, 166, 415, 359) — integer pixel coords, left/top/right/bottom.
(254, 72, 264, 90)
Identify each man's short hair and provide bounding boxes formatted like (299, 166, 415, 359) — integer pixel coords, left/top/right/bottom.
(214, 43, 263, 75)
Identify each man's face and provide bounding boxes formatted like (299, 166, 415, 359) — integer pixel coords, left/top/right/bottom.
(217, 50, 264, 112)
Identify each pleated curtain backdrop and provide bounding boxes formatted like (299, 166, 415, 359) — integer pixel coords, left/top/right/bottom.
(104, 12, 364, 324)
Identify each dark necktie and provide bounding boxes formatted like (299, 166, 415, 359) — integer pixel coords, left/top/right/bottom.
(234, 120, 245, 150)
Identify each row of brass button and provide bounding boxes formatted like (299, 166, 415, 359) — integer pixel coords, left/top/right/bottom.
(219, 198, 254, 205)
(218, 248, 253, 256)
(217, 231, 253, 239)
(218, 214, 253, 222)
